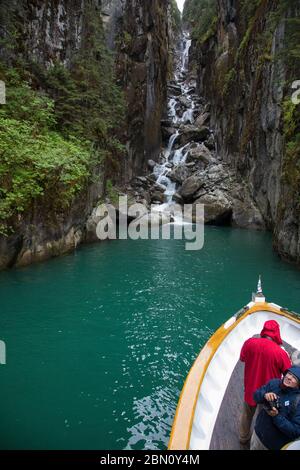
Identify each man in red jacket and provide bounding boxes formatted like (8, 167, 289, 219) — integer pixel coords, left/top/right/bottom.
(239, 320, 292, 444)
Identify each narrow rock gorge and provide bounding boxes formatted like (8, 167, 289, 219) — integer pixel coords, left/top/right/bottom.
(126, 0, 300, 265)
(0, 0, 299, 269)
(183, 0, 300, 263)
(127, 28, 265, 230)
(0, 0, 179, 269)
(102, 0, 172, 178)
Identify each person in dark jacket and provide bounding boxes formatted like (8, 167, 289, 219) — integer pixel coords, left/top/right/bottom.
(239, 320, 291, 443)
(251, 366, 300, 450)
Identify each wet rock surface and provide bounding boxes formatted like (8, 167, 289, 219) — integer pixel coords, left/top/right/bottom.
(0, 0, 173, 270)
(189, 0, 300, 263)
(129, 31, 265, 230)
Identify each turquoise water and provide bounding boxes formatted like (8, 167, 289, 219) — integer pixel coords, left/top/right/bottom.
(1, 226, 300, 450)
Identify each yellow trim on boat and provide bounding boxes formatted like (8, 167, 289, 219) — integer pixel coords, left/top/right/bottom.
(281, 440, 300, 450)
(168, 302, 300, 450)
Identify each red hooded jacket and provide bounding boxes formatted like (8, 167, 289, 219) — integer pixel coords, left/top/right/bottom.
(240, 320, 292, 406)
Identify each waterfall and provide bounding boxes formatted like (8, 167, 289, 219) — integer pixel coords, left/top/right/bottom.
(168, 98, 178, 123)
(152, 31, 195, 217)
(172, 144, 190, 165)
(165, 131, 179, 159)
(181, 38, 191, 73)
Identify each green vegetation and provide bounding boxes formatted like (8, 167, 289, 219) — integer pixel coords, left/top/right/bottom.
(42, 4, 125, 160)
(236, 0, 300, 70)
(271, 0, 300, 196)
(0, 73, 93, 234)
(123, 31, 133, 48)
(222, 69, 237, 98)
(183, 0, 300, 199)
(182, 0, 217, 44)
(105, 179, 120, 205)
(170, 0, 182, 33)
(284, 17, 300, 75)
(222, 1, 300, 146)
(0, 3, 126, 234)
(282, 99, 300, 191)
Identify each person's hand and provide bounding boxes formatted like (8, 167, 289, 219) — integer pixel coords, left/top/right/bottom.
(264, 392, 277, 401)
(266, 408, 279, 417)
(264, 392, 279, 417)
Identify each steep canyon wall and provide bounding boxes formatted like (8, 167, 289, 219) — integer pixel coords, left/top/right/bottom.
(0, 0, 175, 268)
(188, 0, 300, 264)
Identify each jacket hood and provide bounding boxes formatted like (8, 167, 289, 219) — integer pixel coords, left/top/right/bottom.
(285, 366, 300, 385)
(260, 320, 282, 345)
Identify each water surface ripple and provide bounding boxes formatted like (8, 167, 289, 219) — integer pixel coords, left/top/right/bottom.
(1, 227, 300, 449)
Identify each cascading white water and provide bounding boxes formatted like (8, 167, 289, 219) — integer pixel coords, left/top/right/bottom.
(181, 103, 194, 125)
(172, 144, 190, 165)
(181, 37, 191, 73)
(153, 132, 179, 204)
(152, 32, 195, 219)
(168, 98, 178, 123)
(165, 131, 179, 160)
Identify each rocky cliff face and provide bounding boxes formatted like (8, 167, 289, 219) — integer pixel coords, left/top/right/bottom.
(0, 0, 100, 66)
(0, 0, 174, 269)
(0, 0, 104, 269)
(103, 0, 171, 179)
(190, 0, 300, 264)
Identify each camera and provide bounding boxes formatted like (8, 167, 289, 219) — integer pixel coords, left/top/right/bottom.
(264, 397, 280, 411)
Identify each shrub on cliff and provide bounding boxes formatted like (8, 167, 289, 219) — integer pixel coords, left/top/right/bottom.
(282, 99, 300, 193)
(34, 3, 126, 174)
(170, 0, 182, 33)
(182, 0, 217, 43)
(0, 74, 93, 235)
(0, 1, 126, 232)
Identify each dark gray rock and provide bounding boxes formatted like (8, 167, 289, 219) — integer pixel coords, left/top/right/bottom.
(169, 165, 192, 184)
(185, 143, 214, 166)
(172, 192, 183, 203)
(178, 96, 191, 109)
(168, 84, 182, 96)
(178, 125, 211, 146)
(180, 175, 205, 201)
(137, 176, 148, 184)
(162, 126, 177, 141)
(193, 191, 233, 225)
(151, 191, 165, 203)
(195, 112, 210, 128)
(147, 159, 157, 170)
(204, 134, 216, 150)
(232, 200, 265, 230)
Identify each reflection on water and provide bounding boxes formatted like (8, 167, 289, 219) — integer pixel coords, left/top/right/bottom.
(0, 227, 300, 449)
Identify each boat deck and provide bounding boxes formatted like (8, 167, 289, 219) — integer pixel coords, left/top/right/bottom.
(209, 340, 299, 450)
